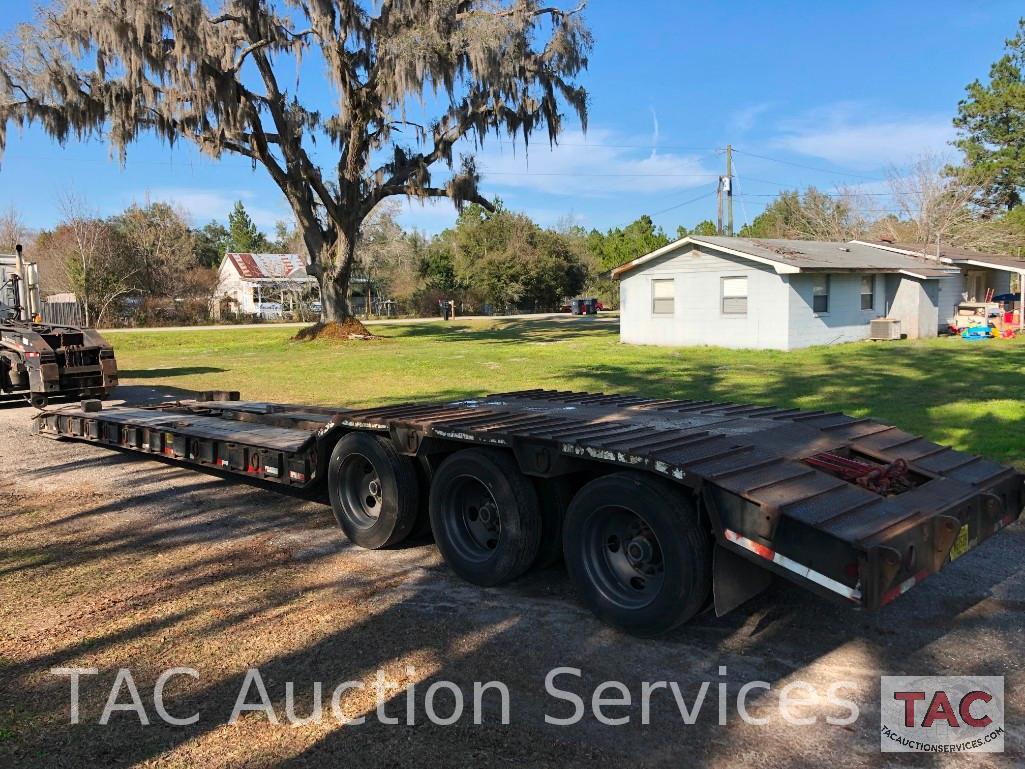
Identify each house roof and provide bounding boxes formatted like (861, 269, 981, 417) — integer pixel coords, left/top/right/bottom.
(610, 236, 963, 279)
(853, 240, 1025, 273)
(224, 252, 310, 280)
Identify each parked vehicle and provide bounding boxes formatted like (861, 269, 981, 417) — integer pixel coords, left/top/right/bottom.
(566, 297, 603, 315)
(34, 388, 1023, 636)
(1, 245, 118, 407)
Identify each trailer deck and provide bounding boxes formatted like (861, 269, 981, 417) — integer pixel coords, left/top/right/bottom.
(34, 389, 1024, 628)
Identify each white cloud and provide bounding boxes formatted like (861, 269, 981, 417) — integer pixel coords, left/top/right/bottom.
(730, 102, 774, 134)
(771, 103, 955, 168)
(393, 196, 460, 233)
(471, 128, 717, 197)
(127, 187, 288, 231)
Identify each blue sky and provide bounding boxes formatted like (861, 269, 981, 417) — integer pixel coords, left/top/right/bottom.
(0, 1, 1021, 237)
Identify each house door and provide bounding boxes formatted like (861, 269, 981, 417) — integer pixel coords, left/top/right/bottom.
(966, 271, 986, 301)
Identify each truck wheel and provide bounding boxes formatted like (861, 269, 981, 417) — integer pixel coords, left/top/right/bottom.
(563, 472, 711, 636)
(30, 394, 47, 409)
(429, 448, 541, 586)
(532, 476, 576, 569)
(328, 432, 419, 549)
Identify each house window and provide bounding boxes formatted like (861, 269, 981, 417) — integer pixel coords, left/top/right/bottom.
(860, 275, 875, 311)
(812, 274, 830, 313)
(651, 278, 675, 315)
(721, 276, 748, 315)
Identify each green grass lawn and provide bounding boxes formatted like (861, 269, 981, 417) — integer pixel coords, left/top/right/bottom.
(106, 317, 1025, 468)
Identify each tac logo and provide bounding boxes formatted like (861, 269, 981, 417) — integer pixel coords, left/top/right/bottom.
(880, 676, 1004, 753)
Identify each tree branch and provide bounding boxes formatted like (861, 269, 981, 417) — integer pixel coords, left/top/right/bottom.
(376, 185, 495, 213)
(456, 2, 586, 22)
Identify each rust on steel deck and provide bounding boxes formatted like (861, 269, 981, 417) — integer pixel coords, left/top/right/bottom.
(337, 389, 1019, 550)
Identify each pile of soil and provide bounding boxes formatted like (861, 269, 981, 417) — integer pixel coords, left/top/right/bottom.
(292, 318, 377, 342)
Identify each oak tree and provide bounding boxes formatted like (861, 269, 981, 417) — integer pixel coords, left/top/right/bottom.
(0, 0, 590, 322)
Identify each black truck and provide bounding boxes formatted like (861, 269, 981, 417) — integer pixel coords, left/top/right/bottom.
(35, 388, 1023, 636)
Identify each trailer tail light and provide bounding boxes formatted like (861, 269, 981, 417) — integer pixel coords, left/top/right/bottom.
(24, 351, 40, 358)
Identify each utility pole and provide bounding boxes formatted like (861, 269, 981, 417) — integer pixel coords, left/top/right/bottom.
(716, 176, 723, 235)
(716, 144, 734, 236)
(725, 144, 734, 237)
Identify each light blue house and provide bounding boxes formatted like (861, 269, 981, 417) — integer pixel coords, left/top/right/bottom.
(612, 236, 1021, 350)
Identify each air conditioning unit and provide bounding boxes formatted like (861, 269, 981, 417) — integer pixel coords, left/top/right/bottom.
(869, 318, 902, 341)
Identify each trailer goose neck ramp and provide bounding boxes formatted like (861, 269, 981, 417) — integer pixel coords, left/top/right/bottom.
(34, 389, 1023, 635)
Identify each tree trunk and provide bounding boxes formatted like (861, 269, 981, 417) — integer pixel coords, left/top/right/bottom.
(318, 231, 358, 323)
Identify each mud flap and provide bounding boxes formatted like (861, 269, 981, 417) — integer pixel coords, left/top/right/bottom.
(713, 543, 773, 617)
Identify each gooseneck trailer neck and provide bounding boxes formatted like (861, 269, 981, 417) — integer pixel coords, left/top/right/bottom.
(35, 389, 1023, 636)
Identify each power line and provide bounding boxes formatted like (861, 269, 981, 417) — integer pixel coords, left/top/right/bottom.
(731, 149, 884, 181)
(548, 141, 719, 152)
(650, 190, 716, 217)
(481, 171, 720, 178)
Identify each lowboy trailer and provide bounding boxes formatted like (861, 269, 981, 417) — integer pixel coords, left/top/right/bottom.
(35, 389, 1023, 635)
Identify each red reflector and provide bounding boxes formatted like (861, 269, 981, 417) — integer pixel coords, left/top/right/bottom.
(844, 562, 860, 580)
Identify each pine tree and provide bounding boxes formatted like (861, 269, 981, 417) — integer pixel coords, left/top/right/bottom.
(954, 18, 1025, 210)
(227, 202, 268, 254)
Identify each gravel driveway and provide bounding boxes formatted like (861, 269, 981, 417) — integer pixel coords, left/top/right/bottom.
(1, 388, 1022, 768)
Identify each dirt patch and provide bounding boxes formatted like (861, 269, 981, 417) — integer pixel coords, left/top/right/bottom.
(292, 318, 377, 342)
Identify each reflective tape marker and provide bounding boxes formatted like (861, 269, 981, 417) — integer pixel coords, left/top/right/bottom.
(880, 569, 929, 606)
(724, 529, 862, 603)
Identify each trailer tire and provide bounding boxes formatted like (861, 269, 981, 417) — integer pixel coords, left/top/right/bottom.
(429, 448, 541, 586)
(563, 472, 711, 636)
(30, 394, 47, 409)
(328, 432, 419, 549)
(532, 476, 576, 569)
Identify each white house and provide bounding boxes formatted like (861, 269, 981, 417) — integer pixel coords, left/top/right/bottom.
(613, 236, 1025, 351)
(213, 252, 319, 319)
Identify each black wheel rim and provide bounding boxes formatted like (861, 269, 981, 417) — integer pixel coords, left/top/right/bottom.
(338, 452, 383, 529)
(445, 474, 502, 563)
(581, 506, 665, 610)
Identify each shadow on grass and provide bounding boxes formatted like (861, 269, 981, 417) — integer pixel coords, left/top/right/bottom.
(564, 340, 1025, 466)
(118, 366, 227, 379)
(382, 316, 619, 345)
